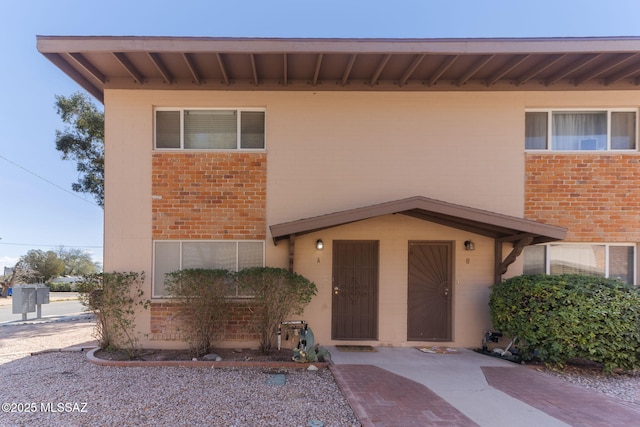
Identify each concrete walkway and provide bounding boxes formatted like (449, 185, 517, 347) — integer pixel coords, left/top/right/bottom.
(328, 346, 640, 427)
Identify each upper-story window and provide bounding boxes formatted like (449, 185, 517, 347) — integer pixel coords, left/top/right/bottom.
(525, 109, 637, 151)
(155, 109, 265, 150)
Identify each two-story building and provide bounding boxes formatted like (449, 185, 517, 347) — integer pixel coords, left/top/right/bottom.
(38, 36, 640, 349)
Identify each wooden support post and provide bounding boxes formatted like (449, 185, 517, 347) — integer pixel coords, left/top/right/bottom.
(494, 236, 534, 283)
(288, 234, 295, 273)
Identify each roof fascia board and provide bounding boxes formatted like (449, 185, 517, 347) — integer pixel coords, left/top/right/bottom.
(270, 196, 567, 243)
(37, 36, 640, 55)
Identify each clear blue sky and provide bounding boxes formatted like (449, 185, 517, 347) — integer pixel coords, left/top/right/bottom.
(1, 0, 640, 273)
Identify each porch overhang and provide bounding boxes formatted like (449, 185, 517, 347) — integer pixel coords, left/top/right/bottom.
(269, 196, 567, 281)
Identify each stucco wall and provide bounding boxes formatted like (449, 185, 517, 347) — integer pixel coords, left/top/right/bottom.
(103, 89, 639, 349)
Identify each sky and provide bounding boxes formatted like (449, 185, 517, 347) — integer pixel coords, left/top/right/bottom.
(1, 0, 640, 274)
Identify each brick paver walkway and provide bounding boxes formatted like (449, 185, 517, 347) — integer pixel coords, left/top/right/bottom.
(330, 364, 478, 427)
(482, 366, 640, 427)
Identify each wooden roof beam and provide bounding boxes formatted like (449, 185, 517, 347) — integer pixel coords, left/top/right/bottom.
(283, 53, 288, 86)
(604, 55, 640, 85)
(398, 54, 425, 87)
(341, 54, 357, 86)
(312, 53, 323, 86)
(369, 54, 392, 86)
(573, 53, 637, 85)
(67, 52, 105, 85)
(42, 52, 104, 102)
(182, 53, 201, 85)
(249, 54, 259, 86)
(545, 54, 602, 86)
(215, 53, 230, 86)
(515, 54, 566, 86)
(427, 55, 457, 86)
(485, 54, 530, 86)
(113, 52, 144, 84)
(457, 55, 494, 86)
(147, 52, 173, 84)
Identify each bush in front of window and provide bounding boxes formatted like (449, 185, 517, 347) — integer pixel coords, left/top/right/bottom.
(489, 274, 640, 373)
(236, 267, 317, 354)
(165, 269, 232, 357)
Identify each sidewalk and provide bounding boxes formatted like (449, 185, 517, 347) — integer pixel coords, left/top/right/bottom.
(328, 347, 640, 427)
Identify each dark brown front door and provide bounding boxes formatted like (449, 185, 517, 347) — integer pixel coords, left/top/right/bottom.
(407, 241, 453, 341)
(332, 241, 379, 340)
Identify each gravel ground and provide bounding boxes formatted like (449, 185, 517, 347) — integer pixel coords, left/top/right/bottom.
(544, 367, 640, 406)
(0, 318, 359, 427)
(2, 313, 640, 426)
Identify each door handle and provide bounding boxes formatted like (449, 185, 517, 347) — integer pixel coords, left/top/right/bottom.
(333, 286, 340, 295)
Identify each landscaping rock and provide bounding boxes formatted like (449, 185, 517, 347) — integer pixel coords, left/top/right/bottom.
(203, 353, 223, 361)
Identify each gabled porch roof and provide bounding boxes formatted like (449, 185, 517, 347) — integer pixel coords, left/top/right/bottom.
(270, 195, 566, 245)
(270, 196, 567, 282)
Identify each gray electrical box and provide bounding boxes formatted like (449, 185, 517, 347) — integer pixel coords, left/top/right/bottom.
(12, 286, 37, 314)
(36, 287, 50, 304)
(12, 284, 51, 320)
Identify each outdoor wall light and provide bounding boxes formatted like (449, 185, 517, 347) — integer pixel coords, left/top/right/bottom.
(464, 240, 475, 251)
(316, 239, 324, 250)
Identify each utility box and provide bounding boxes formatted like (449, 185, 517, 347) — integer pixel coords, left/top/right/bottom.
(12, 284, 50, 320)
(12, 286, 37, 314)
(36, 287, 50, 304)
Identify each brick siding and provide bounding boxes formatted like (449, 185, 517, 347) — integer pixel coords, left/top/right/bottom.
(525, 154, 640, 241)
(150, 301, 261, 342)
(151, 152, 267, 240)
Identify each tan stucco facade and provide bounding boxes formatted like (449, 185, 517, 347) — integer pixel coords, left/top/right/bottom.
(103, 89, 639, 349)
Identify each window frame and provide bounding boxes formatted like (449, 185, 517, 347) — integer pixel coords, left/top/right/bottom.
(525, 108, 638, 152)
(154, 108, 266, 151)
(523, 242, 636, 286)
(152, 240, 266, 298)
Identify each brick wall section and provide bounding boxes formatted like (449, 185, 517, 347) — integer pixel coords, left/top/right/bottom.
(152, 152, 267, 240)
(525, 154, 640, 241)
(150, 301, 261, 342)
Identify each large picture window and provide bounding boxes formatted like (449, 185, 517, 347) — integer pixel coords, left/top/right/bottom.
(153, 240, 265, 297)
(525, 109, 637, 151)
(523, 243, 635, 286)
(155, 109, 265, 150)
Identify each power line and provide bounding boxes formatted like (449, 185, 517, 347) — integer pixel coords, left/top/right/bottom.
(0, 153, 100, 208)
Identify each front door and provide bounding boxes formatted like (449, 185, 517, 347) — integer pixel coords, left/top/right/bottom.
(407, 241, 453, 341)
(332, 241, 379, 340)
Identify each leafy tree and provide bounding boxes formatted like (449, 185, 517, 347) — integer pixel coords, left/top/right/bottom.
(56, 247, 100, 276)
(54, 92, 104, 208)
(20, 249, 65, 283)
(0, 260, 33, 297)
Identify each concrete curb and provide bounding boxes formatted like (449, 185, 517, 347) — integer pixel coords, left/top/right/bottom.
(85, 347, 329, 369)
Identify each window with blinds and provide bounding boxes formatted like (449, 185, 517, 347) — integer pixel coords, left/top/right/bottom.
(152, 240, 265, 297)
(155, 109, 265, 150)
(525, 109, 637, 151)
(523, 243, 635, 286)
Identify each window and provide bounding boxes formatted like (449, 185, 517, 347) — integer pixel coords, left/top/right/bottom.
(153, 240, 265, 297)
(525, 109, 637, 151)
(155, 109, 265, 150)
(523, 243, 635, 285)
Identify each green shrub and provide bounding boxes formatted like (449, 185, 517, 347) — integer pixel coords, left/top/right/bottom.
(236, 267, 317, 354)
(489, 274, 640, 372)
(165, 269, 232, 357)
(77, 272, 149, 358)
(47, 281, 77, 292)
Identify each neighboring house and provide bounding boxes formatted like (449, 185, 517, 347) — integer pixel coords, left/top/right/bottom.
(38, 36, 640, 349)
